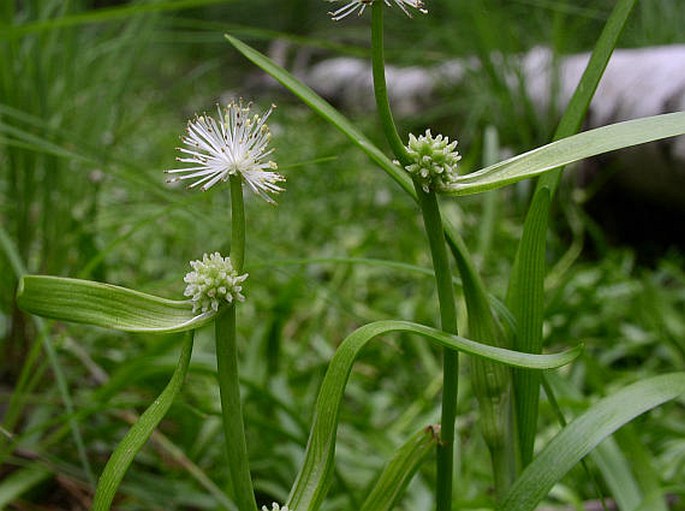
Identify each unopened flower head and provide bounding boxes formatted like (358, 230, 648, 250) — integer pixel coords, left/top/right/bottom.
(166, 100, 285, 203)
(183, 252, 248, 313)
(404, 129, 462, 193)
(328, 0, 427, 21)
(261, 504, 289, 511)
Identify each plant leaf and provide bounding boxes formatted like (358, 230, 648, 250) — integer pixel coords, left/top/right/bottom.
(17, 275, 214, 333)
(506, 186, 551, 466)
(287, 320, 581, 511)
(500, 372, 685, 511)
(360, 425, 439, 511)
(92, 334, 194, 511)
(446, 112, 685, 196)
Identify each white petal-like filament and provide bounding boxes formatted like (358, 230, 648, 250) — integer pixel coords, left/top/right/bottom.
(166, 101, 284, 203)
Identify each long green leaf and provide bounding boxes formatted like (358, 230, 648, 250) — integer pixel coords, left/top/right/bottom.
(17, 275, 214, 333)
(287, 320, 580, 511)
(360, 425, 439, 511)
(507, 0, 636, 469)
(500, 373, 685, 511)
(445, 112, 685, 196)
(92, 334, 194, 511)
(506, 186, 551, 467)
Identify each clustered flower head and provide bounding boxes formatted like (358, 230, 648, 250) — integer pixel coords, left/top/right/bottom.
(328, 0, 427, 21)
(262, 504, 289, 511)
(404, 129, 462, 193)
(183, 252, 248, 314)
(166, 100, 285, 204)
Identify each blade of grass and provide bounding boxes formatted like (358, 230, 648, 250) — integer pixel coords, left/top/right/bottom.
(500, 372, 685, 511)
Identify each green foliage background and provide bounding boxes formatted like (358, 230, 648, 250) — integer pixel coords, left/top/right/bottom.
(1, 0, 685, 509)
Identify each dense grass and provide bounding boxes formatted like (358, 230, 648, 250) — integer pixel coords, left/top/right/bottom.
(2, 0, 685, 509)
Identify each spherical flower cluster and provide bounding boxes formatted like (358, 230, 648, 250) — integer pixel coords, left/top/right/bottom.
(166, 100, 285, 204)
(183, 252, 248, 313)
(328, 0, 427, 21)
(404, 129, 462, 193)
(261, 504, 289, 511)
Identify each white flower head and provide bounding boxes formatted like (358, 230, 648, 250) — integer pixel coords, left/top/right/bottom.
(183, 252, 248, 313)
(261, 504, 289, 511)
(404, 129, 462, 193)
(328, 0, 427, 21)
(166, 100, 285, 204)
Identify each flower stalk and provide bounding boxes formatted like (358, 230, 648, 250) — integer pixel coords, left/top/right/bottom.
(214, 176, 255, 510)
(215, 305, 256, 510)
(371, 4, 460, 510)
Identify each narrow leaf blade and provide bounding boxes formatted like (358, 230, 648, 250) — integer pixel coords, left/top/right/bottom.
(506, 186, 551, 466)
(447, 112, 685, 196)
(92, 334, 194, 511)
(360, 425, 439, 511)
(500, 373, 685, 511)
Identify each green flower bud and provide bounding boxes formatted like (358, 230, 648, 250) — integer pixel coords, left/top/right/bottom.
(404, 129, 462, 193)
(183, 252, 248, 313)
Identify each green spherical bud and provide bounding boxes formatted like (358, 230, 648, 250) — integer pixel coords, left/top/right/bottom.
(183, 252, 248, 313)
(404, 129, 462, 193)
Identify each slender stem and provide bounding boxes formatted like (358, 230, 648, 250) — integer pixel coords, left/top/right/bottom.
(230, 175, 246, 273)
(215, 306, 256, 510)
(370, 5, 459, 509)
(371, 2, 411, 166)
(416, 187, 460, 511)
(213, 175, 255, 509)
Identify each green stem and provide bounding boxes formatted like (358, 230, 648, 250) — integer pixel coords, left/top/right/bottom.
(215, 306, 256, 511)
(212, 175, 255, 509)
(371, 2, 411, 166)
(230, 175, 246, 273)
(371, 4, 459, 509)
(416, 187, 460, 511)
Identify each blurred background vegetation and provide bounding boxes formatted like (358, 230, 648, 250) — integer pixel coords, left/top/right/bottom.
(1, 0, 685, 509)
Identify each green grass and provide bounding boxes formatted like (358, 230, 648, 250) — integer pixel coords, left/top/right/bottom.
(2, 0, 685, 509)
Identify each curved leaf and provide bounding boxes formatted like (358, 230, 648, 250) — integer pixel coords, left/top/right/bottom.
(500, 372, 685, 511)
(92, 334, 194, 510)
(446, 112, 685, 196)
(287, 320, 581, 511)
(17, 275, 214, 333)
